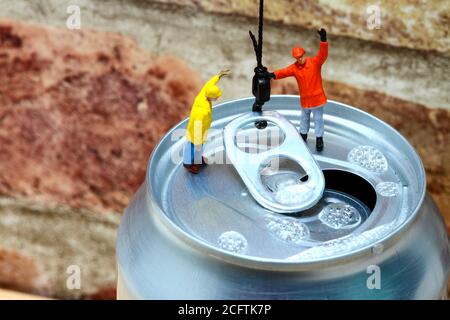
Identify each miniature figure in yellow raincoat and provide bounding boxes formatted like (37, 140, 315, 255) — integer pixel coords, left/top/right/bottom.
(183, 70, 230, 174)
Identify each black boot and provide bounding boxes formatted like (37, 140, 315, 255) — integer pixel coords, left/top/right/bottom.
(300, 133, 307, 142)
(316, 137, 324, 152)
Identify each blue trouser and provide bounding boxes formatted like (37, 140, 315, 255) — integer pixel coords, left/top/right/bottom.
(299, 105, 324, 137)
(183, 142, 203, 165)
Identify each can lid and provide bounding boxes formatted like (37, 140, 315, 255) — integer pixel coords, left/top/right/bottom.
(148, 96, 426, 263)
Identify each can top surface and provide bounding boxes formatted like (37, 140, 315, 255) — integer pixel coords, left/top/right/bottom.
(147, 96, 426, 266)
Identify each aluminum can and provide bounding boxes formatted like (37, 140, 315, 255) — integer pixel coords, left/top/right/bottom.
(117, 96, 450, 299)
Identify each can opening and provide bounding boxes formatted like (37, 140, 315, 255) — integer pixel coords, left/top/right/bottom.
(322, 169, 377, 211)
(280, 169, 375, 242)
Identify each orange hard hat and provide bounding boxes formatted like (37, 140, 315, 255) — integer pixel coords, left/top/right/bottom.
(292, 46, 305, 59)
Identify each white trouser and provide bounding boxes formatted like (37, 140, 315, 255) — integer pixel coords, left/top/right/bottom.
(299, 105, 324, 137)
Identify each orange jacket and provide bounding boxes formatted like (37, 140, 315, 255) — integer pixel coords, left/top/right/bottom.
(274, 42, 328, 108)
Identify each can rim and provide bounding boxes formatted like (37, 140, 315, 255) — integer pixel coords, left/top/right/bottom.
(146, 96, 427, 271)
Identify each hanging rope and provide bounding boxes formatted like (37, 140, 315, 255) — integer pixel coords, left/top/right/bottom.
(258, 0, 264, 66)
(249, 0, 264, 68)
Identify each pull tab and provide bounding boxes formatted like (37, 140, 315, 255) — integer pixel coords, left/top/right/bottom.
(223, 111, 325, 213)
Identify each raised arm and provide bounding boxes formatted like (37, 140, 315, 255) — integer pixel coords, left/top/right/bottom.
(199, 69, 230, 96)
(199, 75, 220, 96)
(273, 65, 295, 80)
(314, 28, 328, 66)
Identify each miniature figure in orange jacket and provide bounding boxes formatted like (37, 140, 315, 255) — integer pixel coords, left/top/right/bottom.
(271, 29, 328, 151)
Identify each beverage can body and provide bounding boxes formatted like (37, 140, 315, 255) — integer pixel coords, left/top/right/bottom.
(117, 96, 450, 300)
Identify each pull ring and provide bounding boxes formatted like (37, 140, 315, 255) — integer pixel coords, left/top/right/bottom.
(224, 111, 325, 213)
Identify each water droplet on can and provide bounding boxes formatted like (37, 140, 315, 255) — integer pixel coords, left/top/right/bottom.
(348, 145, 388, 173)
(319, 203, 361, 229)
(266, 216, 310, 244)
(376, 182, 399, 197)
(372, 243, 384, 255)
(273, 183, 314, 205)
(217, 231, 248, 254)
